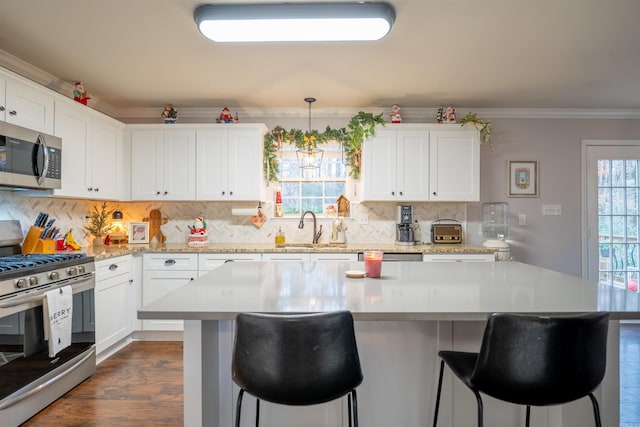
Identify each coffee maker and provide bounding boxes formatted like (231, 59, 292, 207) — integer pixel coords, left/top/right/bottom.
(395, 205, 415, 245)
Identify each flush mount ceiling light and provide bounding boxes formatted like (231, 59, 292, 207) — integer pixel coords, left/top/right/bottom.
(194, 2, 396, 42)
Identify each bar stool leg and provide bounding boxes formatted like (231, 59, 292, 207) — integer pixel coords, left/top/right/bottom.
(255, 398, 260, 427)
(235, 389, 245, 427)
(433, 360, 445, 427)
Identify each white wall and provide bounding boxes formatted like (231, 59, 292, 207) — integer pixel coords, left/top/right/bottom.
(467, 118, 640, 276)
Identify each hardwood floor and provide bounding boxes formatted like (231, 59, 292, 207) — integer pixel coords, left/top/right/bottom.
(18, 325, 640, 426)
(21, 342, 183, 427)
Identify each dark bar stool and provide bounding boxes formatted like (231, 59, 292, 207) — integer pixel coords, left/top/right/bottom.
(433, 312, 609, 427)
(232, 311, 364, 427)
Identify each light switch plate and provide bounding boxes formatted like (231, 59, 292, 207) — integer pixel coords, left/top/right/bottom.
(518, 214, 527, 226)
(542, 204, 562, 215)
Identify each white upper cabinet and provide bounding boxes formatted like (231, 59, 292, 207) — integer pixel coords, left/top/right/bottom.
(0, 72, 54, 134)
(53, 99, 126, 200)
(429, 129, 480, 201)
(130, 127, 196, 201)
(362, 126, 430, 201)
(361, 124, 480, 202)
(196, 124, 267, 201)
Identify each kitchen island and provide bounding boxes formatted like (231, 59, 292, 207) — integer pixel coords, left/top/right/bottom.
(138, 261, 640, 427)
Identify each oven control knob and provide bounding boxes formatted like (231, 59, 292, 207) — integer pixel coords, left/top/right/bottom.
(49, 271, 60, 280)
(16, 278, 27, 288)
(29, 276, 38, 286)
(67, 267, 78, 276)
(78, 265, 86, 274)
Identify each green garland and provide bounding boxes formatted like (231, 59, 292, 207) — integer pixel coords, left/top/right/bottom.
(263, 112, 385, 184)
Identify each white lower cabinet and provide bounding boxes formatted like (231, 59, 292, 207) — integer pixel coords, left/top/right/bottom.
(198, 253, 261, 276)
(142, 253, 198, 331)
(262, 253, 310, 262)
(309, 253, 358, 262)
(95, 255, 134, 355)
(423, 253, 495, 262)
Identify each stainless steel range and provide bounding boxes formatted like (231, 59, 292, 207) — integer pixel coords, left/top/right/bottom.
(0, 220, 96, 426)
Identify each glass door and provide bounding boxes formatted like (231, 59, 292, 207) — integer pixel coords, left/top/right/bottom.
(586, 144, 640, 290)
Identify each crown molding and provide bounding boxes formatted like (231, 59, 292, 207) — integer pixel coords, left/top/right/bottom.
(1, 49, 639, 122)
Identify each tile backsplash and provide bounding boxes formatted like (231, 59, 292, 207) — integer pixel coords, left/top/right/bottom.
(0, 191, 467, 247)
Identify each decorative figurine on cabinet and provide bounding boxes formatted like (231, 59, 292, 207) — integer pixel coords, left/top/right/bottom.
(389, 104, 402, 123)
(188, 216, 208, 246)
(161, 104, 178, 123)
(443, 106, 456, 123)
(217, 107, 235, 123)
(436, 106, 444, 123)
(73, 81, 90, 105)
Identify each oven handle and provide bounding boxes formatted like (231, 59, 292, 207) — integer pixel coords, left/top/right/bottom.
(0, 273, 95, 309)
(0, 346, 95, 410)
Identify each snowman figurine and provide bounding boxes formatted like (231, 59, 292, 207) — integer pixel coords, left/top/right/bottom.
(389, 104, 402, 124)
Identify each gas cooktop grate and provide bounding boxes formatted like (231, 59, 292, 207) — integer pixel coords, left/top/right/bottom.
(0, 253, 87, 272)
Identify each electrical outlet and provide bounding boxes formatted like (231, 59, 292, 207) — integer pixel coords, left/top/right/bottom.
(542, 204, 562, 216)
(357, 214, 369, 225)
(518, 214, 526, 226)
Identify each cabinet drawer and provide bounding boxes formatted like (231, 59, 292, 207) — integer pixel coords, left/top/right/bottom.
(95, 255, 132, 281)
(143, 253, 198, 270)
(198, 253, 261, 271)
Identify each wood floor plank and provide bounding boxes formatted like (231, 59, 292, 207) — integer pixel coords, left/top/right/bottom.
(21, 341, 183, 426)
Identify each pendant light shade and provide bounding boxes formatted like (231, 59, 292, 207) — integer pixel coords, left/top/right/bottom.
(194, 2, 396, 43)
(296, 97, 323, 173)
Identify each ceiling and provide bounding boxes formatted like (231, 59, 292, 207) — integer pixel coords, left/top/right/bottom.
(0, 0, 639, 113)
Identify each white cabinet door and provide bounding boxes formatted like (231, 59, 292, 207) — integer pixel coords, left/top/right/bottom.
(131, 128, 197, 200)
(396, 130, 429, 200)
(52, 102, 91, 197)
(196, 125, 266, 201)
(423, 253, 495, 262)
(196, 129, 228, 200)
(362, 127, 429, 201)
(227, 128, 265, 201)
(429, 130, 480, 201)
(91, 118, 124, 199)
(131, 130, 163, 200)
(262, 253, 311, 262)
(198, 253, 261, 275)
(163, 130, 196, 200)
(309, 253, 358, 262)
(53, 101, 125, 200)
(362, 129, 397, 201)
(95, 256, 133, 355)
(142, 253, 198, 331)
(3, 75, 54, 134)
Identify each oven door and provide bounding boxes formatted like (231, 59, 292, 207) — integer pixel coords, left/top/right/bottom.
(0, 274, 95, 423)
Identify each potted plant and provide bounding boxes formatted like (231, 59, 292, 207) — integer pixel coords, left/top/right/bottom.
(84, 202, 114, 246)
(459, 112, 494, 149)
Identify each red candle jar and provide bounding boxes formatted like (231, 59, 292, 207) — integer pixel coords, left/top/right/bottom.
(363, 250, 383, 278)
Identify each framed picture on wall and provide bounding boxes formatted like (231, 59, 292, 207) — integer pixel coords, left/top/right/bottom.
(128, 221, 150, 244)
(508, 161, 539, 197)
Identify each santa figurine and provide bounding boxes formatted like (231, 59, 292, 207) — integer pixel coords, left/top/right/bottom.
(389, 104, 402, 124)
(73, 81, 91, 105)
(218, 107, 234, 124)
(444, 106, 456, 123)
(188, 216, 208, 246)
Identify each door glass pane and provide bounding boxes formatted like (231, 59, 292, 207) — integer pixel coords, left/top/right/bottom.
(598, 158, 640, 291)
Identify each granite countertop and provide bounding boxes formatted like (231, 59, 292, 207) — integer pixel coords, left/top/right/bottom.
(84, 242, 495, 260)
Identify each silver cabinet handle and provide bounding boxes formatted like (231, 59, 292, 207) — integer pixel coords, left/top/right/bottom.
(0, 106, 4, 111)
(9, 110, 17, 116)
(164, 259, 176, 266)
(87, 187, 93, 192)
(164, 191, 168, 195)
(108, 264, 118, 271)
(156, 191, 161, 195)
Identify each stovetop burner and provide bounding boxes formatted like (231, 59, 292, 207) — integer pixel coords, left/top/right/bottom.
(0, 253, 87, 272)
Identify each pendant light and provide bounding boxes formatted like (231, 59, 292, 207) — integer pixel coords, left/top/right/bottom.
(296, 97, 323, 174)
(194, 2, 396, 43)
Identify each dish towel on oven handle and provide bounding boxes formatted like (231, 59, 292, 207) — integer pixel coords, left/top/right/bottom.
(43, 285, 73, 357)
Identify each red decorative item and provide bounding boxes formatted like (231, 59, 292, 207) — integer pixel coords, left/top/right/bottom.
(73, 81, 91, 105)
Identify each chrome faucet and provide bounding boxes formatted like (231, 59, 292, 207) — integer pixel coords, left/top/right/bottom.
(299, 210, 319, 244)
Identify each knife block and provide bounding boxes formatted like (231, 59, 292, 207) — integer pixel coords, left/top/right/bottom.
(21, 226, 55, 254)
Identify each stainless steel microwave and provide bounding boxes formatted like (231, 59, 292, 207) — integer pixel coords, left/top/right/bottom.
(0, 121, 62, 189)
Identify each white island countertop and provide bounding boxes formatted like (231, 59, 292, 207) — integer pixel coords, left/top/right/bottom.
(138, 261, 640, 321)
